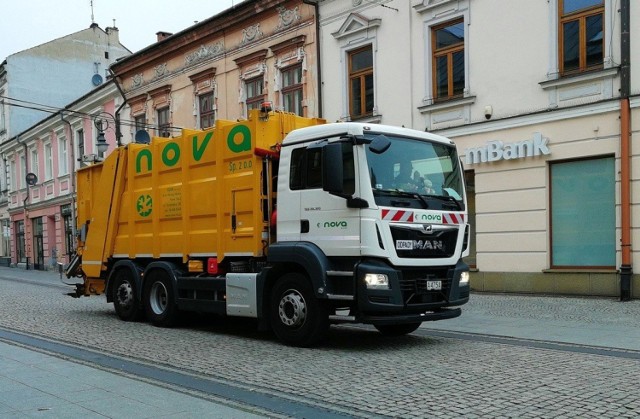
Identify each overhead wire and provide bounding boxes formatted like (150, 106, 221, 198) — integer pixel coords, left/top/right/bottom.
(0, 95, 186, 134)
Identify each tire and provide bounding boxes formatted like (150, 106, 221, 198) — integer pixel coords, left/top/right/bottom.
(143, 270, 179, 327)
(374, 322, 422, 336)
(112, 269, 142, 321)
(269, 273, 329, 347)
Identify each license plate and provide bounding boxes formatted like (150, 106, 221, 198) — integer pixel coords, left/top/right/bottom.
(427, 280, 442, 291)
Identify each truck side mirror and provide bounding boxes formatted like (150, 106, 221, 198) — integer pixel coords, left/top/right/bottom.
(322, 143, 343, 194)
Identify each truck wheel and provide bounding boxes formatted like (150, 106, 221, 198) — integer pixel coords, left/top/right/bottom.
(374, 322, 422, 336)
(112, 270, 142, 321)
(144, 271, 178, 327)
(270, 273, 329, 347)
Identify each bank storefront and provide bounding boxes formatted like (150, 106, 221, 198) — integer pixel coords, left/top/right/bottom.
(437, 104, 638, 298)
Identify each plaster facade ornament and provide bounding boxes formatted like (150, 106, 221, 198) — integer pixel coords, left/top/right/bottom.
(241, 24, 263, 46)
(131, 73, 144, 89)
(276, 6, 300, 31)
(184, 42, 224, 66)
(353, 0, 363, 5)
(154, 63, 169, 79)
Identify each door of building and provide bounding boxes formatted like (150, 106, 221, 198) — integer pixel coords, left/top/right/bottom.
(33, 217, 45, 270)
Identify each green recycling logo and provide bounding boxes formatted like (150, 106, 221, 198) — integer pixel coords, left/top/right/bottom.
(136, 194, 153, 217)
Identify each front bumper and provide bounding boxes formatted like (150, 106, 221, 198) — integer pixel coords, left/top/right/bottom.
(354, 258, 469, 322)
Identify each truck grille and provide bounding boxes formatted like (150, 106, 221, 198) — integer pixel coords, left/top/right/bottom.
(390, 225, 458, 259)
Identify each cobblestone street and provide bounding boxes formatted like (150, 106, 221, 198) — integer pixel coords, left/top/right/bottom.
(1, 268, 639, 418)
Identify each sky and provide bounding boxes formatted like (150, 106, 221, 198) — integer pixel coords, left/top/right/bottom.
(0, 0, 238, 60)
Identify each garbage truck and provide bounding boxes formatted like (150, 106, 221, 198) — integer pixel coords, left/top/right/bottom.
(66, 109, 470, 346)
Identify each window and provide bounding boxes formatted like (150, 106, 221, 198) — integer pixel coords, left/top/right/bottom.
(58, 137, 68, 176)
(0, 98, 5, 133)
(9, 160, 16, 190)
(550, 157, 615, 267)
(432, 19, 465, 101)
(44, 143, 53, 180)
(198, 92, 215, 129)
(30, 149, 39, 178)
(245, 77, 264, 111)
(19, 155, 26, 189)
(157, 107, 171, 137)
(76, 129, 85, 162)
(282, 65, 303, 116)
(15, 220, 25, 263)
(290, 142, 355, 194)
(348, 46, 374, 119)
(559, 0, 604, 75)
(134, 114, 146, 133)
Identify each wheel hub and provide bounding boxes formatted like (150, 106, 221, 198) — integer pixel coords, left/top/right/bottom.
(116, 283, 133, 307)
(149, 282, 168, 315)
(278, 290, 306, 327)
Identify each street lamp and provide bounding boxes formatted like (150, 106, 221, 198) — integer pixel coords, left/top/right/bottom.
(93, 113, 111, 157)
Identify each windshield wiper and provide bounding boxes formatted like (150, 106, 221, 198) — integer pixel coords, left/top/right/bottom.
(374, 188, 429, 209)
(423, 193, 462, 210)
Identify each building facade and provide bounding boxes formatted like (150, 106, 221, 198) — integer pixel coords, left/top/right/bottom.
(0, 24, 130, 267)
(318, 0, 639, 298)
(0, 81, 127, 269)
(110, 0, 320, 140)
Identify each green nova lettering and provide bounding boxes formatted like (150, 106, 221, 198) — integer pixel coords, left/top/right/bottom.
(227, 125, 252, 153)
(135, 132, 215, 174)
(416, 213, 442, 222)
(323, 221, 348, 228)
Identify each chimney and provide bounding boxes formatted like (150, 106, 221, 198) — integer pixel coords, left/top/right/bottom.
(156, 31, 173, 42)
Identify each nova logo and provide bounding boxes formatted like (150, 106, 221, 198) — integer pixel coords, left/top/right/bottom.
(415, 213, 442, 222)
(318, 221, 348, 228)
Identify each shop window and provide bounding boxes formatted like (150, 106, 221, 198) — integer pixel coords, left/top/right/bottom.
(550, 156, 615, 268)
(245, 77, 264, 111)
(432, 18, 465, 101)
(199, 91, 216, 129)
(559, 0, 604, 75)
(282, 64, 303, 116)
(348, 45, 374, 119)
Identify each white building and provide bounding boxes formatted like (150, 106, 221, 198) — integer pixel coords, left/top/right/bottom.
(318, 0, 639, 298)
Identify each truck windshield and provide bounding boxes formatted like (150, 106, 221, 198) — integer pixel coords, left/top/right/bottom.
(365, 134, 465, 211)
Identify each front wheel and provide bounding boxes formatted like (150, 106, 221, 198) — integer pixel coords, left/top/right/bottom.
(143, 270, 179, 327)
(374, 322, 421, 336)
(269, 273, 329, 347)
(112, 270, 142, 321)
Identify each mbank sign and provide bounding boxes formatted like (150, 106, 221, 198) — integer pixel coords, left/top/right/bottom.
(464, 132, 550, 164)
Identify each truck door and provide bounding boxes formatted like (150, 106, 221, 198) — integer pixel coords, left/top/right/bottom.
(296, 141, 361, 257)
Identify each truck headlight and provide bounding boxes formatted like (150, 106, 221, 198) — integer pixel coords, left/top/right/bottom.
(459, 271, 470, 285)
(364, 273, 389, 289)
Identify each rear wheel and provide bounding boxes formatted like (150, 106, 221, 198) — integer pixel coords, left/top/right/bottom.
(270, 273, 329, 347)
(374, 322, 421, 336)
(112, 270, 142, 321)
(144, 270, 178, 327)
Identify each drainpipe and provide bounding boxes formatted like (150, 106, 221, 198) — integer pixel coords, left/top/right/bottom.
(109, 71, 127, 146)
(302, 0, 323, 118)
(619, 0, 632, 301)
(16, 135, 29, 270)
(60, 112, 77, 251)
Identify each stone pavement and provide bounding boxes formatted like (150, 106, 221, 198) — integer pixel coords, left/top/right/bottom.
(0, 267, 271, 418)
(1, 266, 639, 417)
